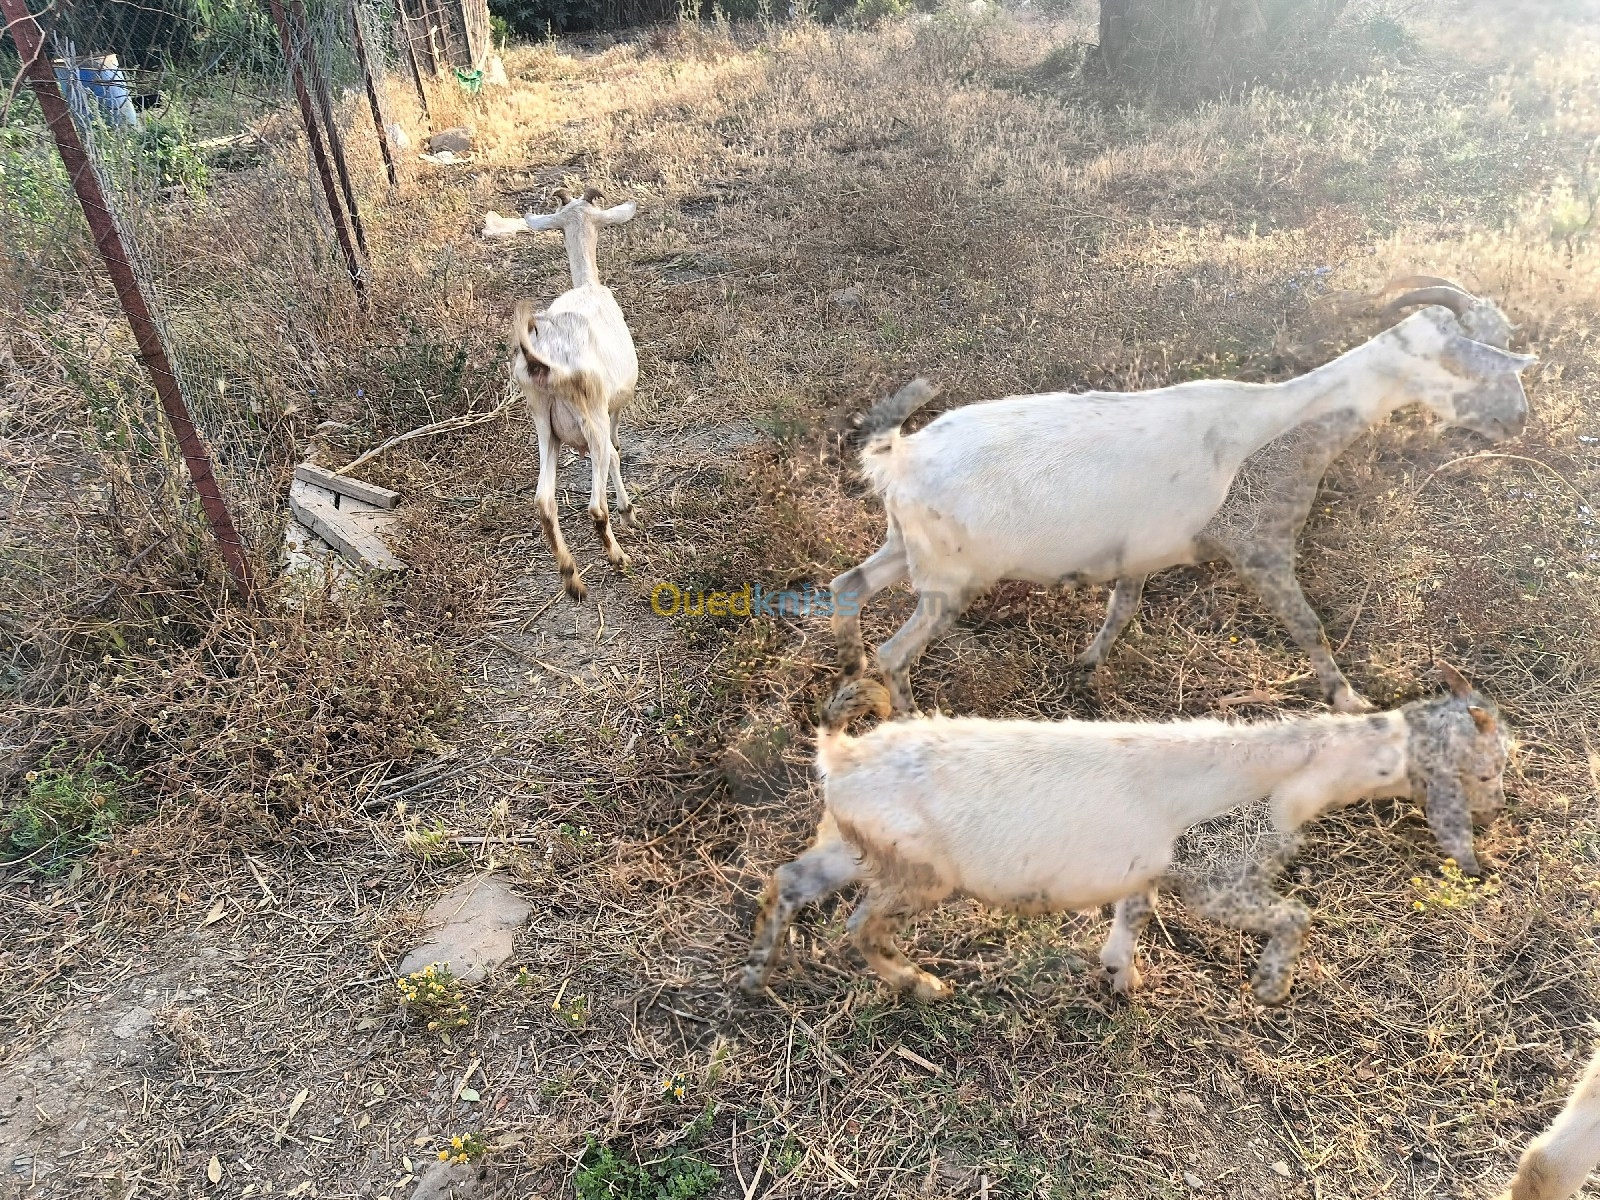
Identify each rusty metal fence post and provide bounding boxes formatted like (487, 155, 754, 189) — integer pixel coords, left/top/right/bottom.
(1, 0, 256, 597)
(288, 0, 368, 256)
(350, 0, 398, 186)
(265, 0, 368, 308)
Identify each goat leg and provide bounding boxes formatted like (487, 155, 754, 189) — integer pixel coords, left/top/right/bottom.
(607, 418, 635, 524)
(1078, 575, 1147, 667)
(532, 405, 585, 599)
(846, 884, 951, 1001)
(1183, 874, 1312, 1006)
(877, 587, 972, 714)
(1099, 889, 1155, 993)
(741, 823, 860, 994)
(1225, 545, 1369, 712)
(581, 414, 629, 570)
(829, 535, 909, 678)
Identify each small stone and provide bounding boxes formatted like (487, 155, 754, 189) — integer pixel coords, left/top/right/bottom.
(1184, 1172, 1206, 1190)
(1271, 1161, 1292, 1177)
(397, 876, 532, 984)
(111, 1006, 154, 1040)
(831, 284, 863, 310)
(425, 127, 473, 155)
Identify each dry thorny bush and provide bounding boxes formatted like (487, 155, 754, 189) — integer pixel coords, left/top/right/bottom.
(4, 0, 1600, 1195)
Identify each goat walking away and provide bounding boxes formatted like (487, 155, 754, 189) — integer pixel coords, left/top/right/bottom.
(1499, 1044, 1600, 1200)
(484, 187, 639, 600)
(743, 666, 1509, 1005)
(834, 283, 1535, 713)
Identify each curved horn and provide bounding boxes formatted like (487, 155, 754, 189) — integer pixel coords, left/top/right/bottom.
(581, 186, 604, 203)
(1382, 285, 1477, 321)
(1379, 274, 1472, 297)
(553, 187, 572, 204)
(1438, 662, 1474, 698)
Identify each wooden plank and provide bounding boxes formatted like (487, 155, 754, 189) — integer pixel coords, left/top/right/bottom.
(289, 482, 406, 574)
(294, 462, 400, 509)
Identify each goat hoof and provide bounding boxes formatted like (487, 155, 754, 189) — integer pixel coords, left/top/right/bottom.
(1109, 964, 1141, 995)
(614, 505, 637, 527)
(609, 551, 632, 571)
(739, 968, 768, 997)
(913, 973, 953, 1002)
(1249, 978, 1292, 1007)
(563, 572, 588, 601)
(1331, 689, 1374, 714)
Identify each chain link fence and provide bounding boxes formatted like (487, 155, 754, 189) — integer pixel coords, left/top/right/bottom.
(2, 0, 489, 588)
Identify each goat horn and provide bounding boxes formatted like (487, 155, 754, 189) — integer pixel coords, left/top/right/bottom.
(1382, 285, 1477, 321)
(1379, 274, 1473, 297)
(581, 186, 604, 203)
(553, 187, 572, 203)
(1438, 662, 1474, 698)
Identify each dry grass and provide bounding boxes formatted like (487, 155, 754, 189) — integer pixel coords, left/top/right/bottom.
(4, 0, 1600, 1196)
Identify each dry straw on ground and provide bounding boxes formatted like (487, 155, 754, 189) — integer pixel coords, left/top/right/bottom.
(3, 0, 1600, 1196)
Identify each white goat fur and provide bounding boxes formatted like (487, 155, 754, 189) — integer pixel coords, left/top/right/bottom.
(484, 191, 639, 599)
(744, 674, 1506, 1003)
(1501, 1046, 1600, 1200)
(835, 306, 1534, 712)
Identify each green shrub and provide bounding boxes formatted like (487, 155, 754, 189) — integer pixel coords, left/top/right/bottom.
(4, 751, 133, 872)
(137, 114, 211, 195)
(573, 1139, 719, 1200)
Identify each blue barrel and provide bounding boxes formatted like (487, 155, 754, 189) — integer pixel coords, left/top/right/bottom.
(52, 54, 141, 129)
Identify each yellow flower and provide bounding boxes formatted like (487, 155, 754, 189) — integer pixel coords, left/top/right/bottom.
(439, 1150, 450, 1161)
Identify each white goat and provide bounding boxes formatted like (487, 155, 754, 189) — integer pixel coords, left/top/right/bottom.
(743, 666, 1508, 1004)
(1500, 1045, 1600, 1200)
(833, 293, 1534, 714)
(484, 187, 638, 599)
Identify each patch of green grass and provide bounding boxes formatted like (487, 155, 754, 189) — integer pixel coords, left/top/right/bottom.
(3, 751, 131, 872)
(573, 1137, 720, 1200)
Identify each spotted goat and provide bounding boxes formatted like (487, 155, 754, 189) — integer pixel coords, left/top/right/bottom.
(832, 281, 1534, 713)
(484, 187, 638, 599)
(743, 665, 1508, 1005)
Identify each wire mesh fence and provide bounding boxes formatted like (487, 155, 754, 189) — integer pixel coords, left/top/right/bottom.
(2, 0, 491, 589)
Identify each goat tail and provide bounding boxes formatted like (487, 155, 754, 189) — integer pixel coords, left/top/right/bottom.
(511, 299, 541, 364)
(858, 378, 940, 451)
(815, 677, 890, 769)
(1505, 1045, 1600, 1200)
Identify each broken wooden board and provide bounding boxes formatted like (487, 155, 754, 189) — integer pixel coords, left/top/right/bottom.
(293, 463, 399, 510)
(288, 478, 406, 575)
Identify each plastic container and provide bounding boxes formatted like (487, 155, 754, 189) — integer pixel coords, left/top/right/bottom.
(52, 54, 142, 129)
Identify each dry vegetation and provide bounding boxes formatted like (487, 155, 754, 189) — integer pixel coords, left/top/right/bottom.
(4, 0, 1600, 1196)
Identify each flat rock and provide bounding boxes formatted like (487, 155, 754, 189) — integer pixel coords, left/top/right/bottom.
(411, 1160, 480, 1199)
(398, 876, 532, 984)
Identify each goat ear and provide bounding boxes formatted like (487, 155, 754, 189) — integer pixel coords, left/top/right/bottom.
(1468, 705, 1496, 734)
(482, 211, 529, 239)
(1444, 336, 1537, 376)
(581, 186, 604, 203)
(553, 187, 572, 204)
(522, 209, 565, 232)
(1423, 773, 1481, 877)
(593, 200, 637, 226)
(1438, 662, 1473, 697)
